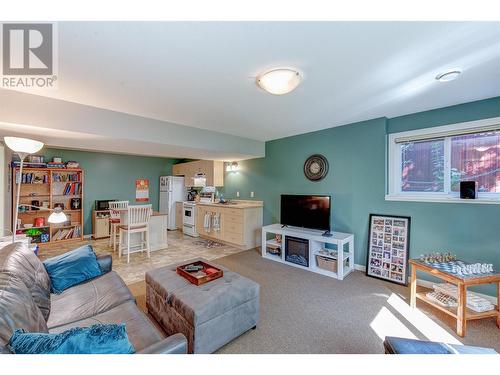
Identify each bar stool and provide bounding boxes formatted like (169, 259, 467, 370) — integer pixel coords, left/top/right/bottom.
(118, 204, 152, 264)
(109, 200, 129, 252)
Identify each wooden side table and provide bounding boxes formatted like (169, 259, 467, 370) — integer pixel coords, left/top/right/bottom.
(409, 259, 500, 337)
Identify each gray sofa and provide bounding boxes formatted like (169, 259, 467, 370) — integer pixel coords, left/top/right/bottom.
(0, 241, 187, 354)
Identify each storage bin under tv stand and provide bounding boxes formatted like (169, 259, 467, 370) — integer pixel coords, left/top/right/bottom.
(261, 224, 354, 280)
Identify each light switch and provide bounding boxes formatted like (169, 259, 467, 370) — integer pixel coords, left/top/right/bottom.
(250, 191, 255, 198)
(236, 191, 240, 197)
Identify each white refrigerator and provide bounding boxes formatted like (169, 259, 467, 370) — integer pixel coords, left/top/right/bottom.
(159, 176, 186, 230)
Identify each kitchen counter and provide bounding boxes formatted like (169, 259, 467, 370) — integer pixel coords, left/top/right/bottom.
(196, 200, 263, 209)
(195, 200, 263, 250)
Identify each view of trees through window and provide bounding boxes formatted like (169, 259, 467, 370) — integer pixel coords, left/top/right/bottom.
(400, 131, 500, 194)
(401, 139, 444, 192)
(451, 131, 500, 193)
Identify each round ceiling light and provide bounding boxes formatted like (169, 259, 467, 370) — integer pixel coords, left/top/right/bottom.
(257, 68, 301, 95)
(435, 70, 461, 82)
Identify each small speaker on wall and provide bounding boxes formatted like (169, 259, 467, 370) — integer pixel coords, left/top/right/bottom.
(460, 181, 477, 199)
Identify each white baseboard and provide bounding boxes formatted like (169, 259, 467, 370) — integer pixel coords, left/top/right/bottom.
(354, 263, 366, 272)
(353, 263, 497, 305)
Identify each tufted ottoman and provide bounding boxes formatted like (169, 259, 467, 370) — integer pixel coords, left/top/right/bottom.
(145, 259, 260, 353)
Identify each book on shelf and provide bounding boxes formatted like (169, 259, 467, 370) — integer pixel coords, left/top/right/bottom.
(62, 182, 82, 195)
(52, 172, 81, 182)
(47, 162, 66, 168)
(16, 172, 49, 184)
(52, 225, 81, 241)
(11, 161, 47, 168)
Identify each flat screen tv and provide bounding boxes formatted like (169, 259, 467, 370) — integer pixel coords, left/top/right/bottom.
(280, 195, 331, 231)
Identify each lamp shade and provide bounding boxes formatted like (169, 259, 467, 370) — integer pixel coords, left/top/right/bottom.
(257, 68, 301, 95)
(4, 136, 44, 154)
(48, 208, 68, 224)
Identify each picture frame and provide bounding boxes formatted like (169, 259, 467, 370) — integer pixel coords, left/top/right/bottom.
(366, 214, 411, 286)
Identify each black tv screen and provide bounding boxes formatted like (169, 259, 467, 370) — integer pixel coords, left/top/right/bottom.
(280, 195, 331, 231)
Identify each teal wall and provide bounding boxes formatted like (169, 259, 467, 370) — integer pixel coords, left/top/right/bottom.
(41, 149, 177, 235)
(223, 96, 500, 296)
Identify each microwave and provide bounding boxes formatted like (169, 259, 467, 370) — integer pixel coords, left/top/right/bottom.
(95, 199, 117, 211)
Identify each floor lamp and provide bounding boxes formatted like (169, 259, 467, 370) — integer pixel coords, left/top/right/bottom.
(4, 136, 68, 242)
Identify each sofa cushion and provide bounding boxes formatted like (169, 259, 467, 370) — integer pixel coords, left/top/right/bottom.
(0, 242, 51, 320)
(8, 324, 135, 354)
(49, 301, 163, 352)
(0, 272, 49, 352)
(47, 271, 135, 329)
(43, 244, 102, 294)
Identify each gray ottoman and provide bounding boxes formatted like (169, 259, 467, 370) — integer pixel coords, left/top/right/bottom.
(146, 259, 260, 353)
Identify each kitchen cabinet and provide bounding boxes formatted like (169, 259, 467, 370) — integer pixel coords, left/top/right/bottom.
(172, 160, 224, 187)
(195, 201, 263, 250)
(175, 202, 183, 231)
(92, 210, 110, 239)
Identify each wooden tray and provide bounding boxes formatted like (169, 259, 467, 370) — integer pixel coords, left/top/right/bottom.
(176, 261, 223, 286)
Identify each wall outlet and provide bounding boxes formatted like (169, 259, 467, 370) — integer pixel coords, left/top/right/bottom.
(250, 191, 255, 198)
(236, 191, 240, 197)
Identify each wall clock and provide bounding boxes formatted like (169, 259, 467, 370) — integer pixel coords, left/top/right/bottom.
(304, 154, 329, 181)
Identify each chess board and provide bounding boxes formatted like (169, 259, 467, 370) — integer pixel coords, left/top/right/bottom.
(423, 260, 467, 274)
(423, 260, 497, 277)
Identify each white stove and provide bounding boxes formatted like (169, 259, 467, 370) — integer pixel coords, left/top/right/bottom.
(182, 201, 198, 237)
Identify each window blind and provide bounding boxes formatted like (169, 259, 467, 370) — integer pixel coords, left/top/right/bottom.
(394, 124, 500, 144)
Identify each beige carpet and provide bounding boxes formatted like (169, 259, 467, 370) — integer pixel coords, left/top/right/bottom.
(131, 248, 500, 354)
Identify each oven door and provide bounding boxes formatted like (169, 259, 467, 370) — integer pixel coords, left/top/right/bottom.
(183, 207, 195, 226)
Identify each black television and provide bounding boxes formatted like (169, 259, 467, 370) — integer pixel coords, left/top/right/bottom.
(280, 195, 331, 231)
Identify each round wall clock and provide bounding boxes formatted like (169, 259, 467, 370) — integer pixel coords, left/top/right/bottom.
(304, 154, 329, 181)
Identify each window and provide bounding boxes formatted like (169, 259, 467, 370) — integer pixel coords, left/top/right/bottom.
(387, 117, 500, 203)
(450, 132, 500, 193)
(401, 139, 444, 192)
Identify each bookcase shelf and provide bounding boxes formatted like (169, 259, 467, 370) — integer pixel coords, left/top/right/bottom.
(12, 167, 84, 245)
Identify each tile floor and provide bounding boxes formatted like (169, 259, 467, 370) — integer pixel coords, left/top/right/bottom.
(38, 230, 247, 285)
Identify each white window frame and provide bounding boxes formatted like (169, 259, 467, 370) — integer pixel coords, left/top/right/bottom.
(386, 116, 500, 204)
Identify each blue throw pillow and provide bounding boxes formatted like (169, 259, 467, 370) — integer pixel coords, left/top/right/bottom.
(7, 324, 135, 354)
(43, 244, 102, 294)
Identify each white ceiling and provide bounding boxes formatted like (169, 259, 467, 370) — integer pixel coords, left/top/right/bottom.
(2, 21, 500, 148)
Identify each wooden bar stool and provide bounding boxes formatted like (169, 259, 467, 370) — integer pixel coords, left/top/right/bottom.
(118, 204, 152, 264)
(109, 200, 129, 252)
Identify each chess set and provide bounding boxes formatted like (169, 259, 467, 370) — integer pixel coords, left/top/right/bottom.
(419, 252, 494, 276)
(430, 283, 495, 312)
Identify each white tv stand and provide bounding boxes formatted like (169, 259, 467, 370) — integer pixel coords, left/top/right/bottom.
(261, 224, 354, 280)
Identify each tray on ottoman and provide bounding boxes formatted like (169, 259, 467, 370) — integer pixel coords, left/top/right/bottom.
(176, 260, 223, 285)
(146, 258, 260, 354)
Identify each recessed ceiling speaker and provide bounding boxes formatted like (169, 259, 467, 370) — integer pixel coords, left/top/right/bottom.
(460, 181, 477, 199)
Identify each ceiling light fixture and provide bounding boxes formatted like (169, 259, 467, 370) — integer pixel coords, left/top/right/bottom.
(435, 70, 461, 82)
(257, 68, 301, 95)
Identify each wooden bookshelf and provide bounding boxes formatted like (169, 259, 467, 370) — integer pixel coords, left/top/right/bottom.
(12, 167, 84, 245)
